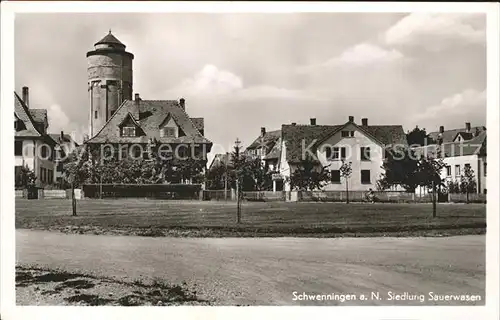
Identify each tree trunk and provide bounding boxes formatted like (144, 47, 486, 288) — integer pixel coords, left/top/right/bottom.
(71, 183, 77, 216)
(236, 178, 241, 224)
(432, 181, 436, 218)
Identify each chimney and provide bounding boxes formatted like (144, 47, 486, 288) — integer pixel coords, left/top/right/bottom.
(439, 126, 444, 133)
(348, 116, 354, 123)
(261, 127, 266, 137)
(465, 122, 471, 133)
(361, 118, 368, 126)
(291, 122, 296, 126)
(310, 118, 316, 125)
(179, 98, 185, 110)
(22, 86, 29, 107)
(60, 130, 64, 141)
(135, 93, 140, 103)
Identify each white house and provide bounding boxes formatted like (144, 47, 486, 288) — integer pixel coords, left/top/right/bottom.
(276, 116, 408, 192)
(14, 87, 57, 187)
(413, 123, 487, 195)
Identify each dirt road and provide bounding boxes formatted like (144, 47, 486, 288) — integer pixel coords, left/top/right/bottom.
(16, 230, 485, 305)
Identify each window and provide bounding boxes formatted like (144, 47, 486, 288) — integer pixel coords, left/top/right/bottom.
(56, 162, 64, 172)
(455, 165, 461, 177)
(120, 146, 128, 159)
(446, 166, 452, 176)
(161, 127, 176, 138)
(40, 168, 46, 183)
(15, 141, 23, 156)
(350, 131, 354, 137)
(122, 126, 136, 137)
(360, 147, 370, 161)
(340, 147, 346, 160)
(361, 170, 371, 184)
(131, 146, 141, 158)
(331, 170, 341, 183)
(326, 147, 341, 160)
(484, 189, 487, 195)
(48, 170, 53, 184)
(41, 145, 48, 158)
(484, 163, 487, 176)
(341, 131, 349, 137)
(94, 110, 98, 119)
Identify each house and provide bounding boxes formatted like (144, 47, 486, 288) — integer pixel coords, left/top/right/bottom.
(276, 116, 408, 192)
(49, 131, 79, 187)
(209, 153, 233, 170)
(244, 127, 281, 171)
(413, 123, 487, 194)
(14, 87, 57, 187)
(85, 94, 212, 183)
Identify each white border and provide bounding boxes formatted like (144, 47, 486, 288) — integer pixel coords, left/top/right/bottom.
(1, 2, 499, 320)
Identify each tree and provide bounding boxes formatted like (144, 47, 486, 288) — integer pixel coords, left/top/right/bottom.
(415, 154, 446, 218)
(447, 180, 461, 194)
(406, 126, 432, 146)
(205, 164, 228, 190)
(15, 165, 37, 189)
(62, 146, 91, 216)
(378, 147, 420, 192)
(339, 160, 353, 204)
(290, 154, 330, 191)
(460, 165, 477, 203)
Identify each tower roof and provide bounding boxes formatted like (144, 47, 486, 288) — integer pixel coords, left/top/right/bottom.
(94, 31, 125, 47)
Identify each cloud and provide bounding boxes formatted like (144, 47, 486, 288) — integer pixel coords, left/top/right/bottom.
(47, 104, 87, 144)
(296, 43, 404, 73)
(415, 88, 486, 126)
(163, 64, 325, 102)
(384, 13, 485, 51)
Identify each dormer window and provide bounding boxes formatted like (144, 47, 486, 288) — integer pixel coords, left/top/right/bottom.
(160, 127, 176, 138)
(122, 126, 136, 137)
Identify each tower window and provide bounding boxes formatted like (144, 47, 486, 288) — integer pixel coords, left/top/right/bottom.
(94, 111, 98, 119)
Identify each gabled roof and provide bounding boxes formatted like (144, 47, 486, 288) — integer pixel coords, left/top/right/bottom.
(29, 109, 47, 124)
(14, 92, 42, 137)
(263, 137, 282, 160)
(452, 132, 474, 142)
(246, 129, 281, 150)
(282, 124, 342, 163)
(428, 126, 486, 144)
(95, 31, 125, 47)
(86, 99, 211, 145)
(413, 131, 486, 158)
(48, 133, 80, 146)
(209, 153, 233, 169)
(190, 118, 204, 133)
(282, 122, 407, 163)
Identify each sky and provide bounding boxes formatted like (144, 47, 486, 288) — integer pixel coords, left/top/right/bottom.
(15, 12, 486, 156)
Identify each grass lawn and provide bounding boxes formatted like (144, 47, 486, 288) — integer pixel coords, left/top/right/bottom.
(15, 199, 486, 237)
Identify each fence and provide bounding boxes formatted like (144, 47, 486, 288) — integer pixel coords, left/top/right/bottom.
(243, 191, 286, 202)
(43, 190, 67, 199)
(449, 193, 487, 203)
(82, 184, 202, 200)
(202, 189, 232, 201)
(295, 190, 435, 203)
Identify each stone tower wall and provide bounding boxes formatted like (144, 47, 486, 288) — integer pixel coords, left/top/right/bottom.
(87, 52, 133, 137)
